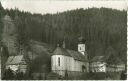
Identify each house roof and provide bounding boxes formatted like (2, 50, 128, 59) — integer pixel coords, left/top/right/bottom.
(6, 55, 26, 65)
(78, 36, 85, 42)
(91, 56, 106, 62)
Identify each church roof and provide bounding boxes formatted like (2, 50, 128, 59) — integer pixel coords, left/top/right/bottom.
(53, 46, 87, 62)
(53, 47, 71, 57)
(6, 55, 26, 65)
(67, 49, 87, 61)
(78, 36, 85, 43)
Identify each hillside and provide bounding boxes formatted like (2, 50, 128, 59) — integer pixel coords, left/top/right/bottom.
(0, 3, 127, 63)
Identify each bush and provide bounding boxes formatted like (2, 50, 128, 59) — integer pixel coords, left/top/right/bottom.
(80, 72, 106, 80)
(2, 68, 15, 80)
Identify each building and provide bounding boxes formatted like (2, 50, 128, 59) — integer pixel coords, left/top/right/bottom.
(6, 55, 27, 73)
(106, 64, 125, 72)
(51, 37, 89, 77)
(90, 55, 125, 73)
(90, 56, 107, 72)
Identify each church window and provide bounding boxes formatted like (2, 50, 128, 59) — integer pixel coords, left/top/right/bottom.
(58, 57, 60, 66)
(80, 47, 81, 50)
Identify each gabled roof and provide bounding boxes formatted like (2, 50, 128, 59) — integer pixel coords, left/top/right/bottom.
(91, 56, 106, 62)
(6, 55, 26, 65)
(78, 36, 85, 43)
(53, 47, 71, 57)
(67, 49, 87, 62)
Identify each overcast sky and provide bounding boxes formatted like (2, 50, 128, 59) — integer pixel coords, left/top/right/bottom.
(1, 0, 127, 14)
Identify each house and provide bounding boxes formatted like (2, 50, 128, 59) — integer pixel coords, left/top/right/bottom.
(90, 56, 107, 72)
(51, 37, 89, 77)
(106, 64, 125, 72)
(90, 55, 125, 73)
(6, 55, 27, 73)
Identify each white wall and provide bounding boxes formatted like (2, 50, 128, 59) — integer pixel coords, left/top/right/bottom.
(78, 44, 85, 55)
(51, 55, 74, 71)
(51, 55, 88, 75)
(6, 64, 27, 73)
(6, 65, 19, 71)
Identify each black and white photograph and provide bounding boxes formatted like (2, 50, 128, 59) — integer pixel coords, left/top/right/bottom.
(0, 0, 127, 80)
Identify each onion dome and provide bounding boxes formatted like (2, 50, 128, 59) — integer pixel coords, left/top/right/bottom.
(78, 36, 85, 43)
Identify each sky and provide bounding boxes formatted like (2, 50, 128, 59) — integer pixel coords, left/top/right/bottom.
(1, 0, 127, 15)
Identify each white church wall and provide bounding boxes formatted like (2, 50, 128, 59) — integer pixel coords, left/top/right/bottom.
(52, 55, 88, 72)
(51, 55, 74, 71)
(52, 55, 74, 76)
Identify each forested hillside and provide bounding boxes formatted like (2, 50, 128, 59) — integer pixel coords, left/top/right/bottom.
(0, 3, 127, 63)
(0, 2, 5, 40)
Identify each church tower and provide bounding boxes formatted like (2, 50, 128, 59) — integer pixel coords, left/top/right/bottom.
(78, 36, 86, 55)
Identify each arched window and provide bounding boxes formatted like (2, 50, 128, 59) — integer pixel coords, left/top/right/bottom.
(80, 47, 81, 50)
(58, 57, 60, 66)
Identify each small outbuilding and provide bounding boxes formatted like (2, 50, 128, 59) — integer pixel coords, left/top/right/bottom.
(90, 56, 107, 72)
(6, 55, 27, 73)
(90, 55, 125, 73)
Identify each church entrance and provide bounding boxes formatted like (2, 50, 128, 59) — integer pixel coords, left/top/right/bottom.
(82, 65, 86, 72)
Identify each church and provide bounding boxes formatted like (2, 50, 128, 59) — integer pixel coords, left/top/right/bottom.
(51, 37, 89, 77)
